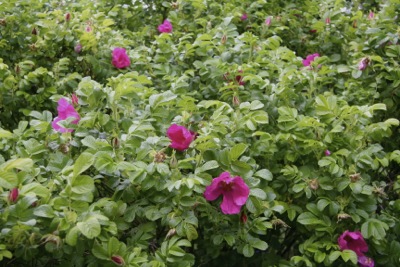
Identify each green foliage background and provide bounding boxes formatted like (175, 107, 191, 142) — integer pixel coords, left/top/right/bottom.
(0, 0, 400, 266)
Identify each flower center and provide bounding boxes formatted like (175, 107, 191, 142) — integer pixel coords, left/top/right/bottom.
(221, 181, 234, 192)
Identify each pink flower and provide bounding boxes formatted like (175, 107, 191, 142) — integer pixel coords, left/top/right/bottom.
(71, 93, 79, 106)
(240, 13, 248, 21)
(158, 19, 173, 33)
(358, 58, 369, 71)
(111, 255, 125, 266)
(74, 43, 82, 53)
(325, 150, 331, 156)
(338, 230, 369, 256)
(358, 255, 374, 267)
(204, 172, 250, 214)
(265, 16, 272, 26)
(8, 188, 19, 203)
(112, 47, 131, 69)
(167, 124, 196, 151)
(368, 11, 374, 20)
(85, 26, 92, 32)
(52, 98, 80, 133)
(302, 53, 320, 67)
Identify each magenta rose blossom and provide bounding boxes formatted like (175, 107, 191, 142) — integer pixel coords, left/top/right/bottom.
(204, 172, 250, 214)
(167, 124, 196, 151)
(112, 47, 130, 69)
(52, 98, 80, 133)
(338, 230, 369, 256)
(302, 53, 320, 67)
(158, 19, 173, 33)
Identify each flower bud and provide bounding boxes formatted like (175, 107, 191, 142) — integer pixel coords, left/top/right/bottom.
(358, 57, 370, 71)
(240, 212, 248, 223)
(65, 13, 71, 22)
(265, 16, 272, 26)
(368, 11, 374, 20)
(221, 34, 227, 45)
(166, 228, 176, 238)
(71, 93, 79, 106)
(112, 137, 120, 149)
(240, 13, 248, 21)
(32, 27, 37, 35)
(15, 65, 20, 74)
(171, 2, 179, 9)
(337, 213, 351, 222)
(0, 19, 6, 26)
(111, 255, 125, 266)
(86, 26, 92, 32)
(325, 17, 331, 24)
(169, 154, 178, 168)
(309, 179, 319, 190)
(9, 188, 19, 203)
(232, 95, 240, 106)
(324, 150, 331, 156)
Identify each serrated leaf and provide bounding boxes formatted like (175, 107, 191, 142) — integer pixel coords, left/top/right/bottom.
(33, 205, 55, 218)
(242, 244, 254, 257)
(250, 188, 267, 200)
(65, 226, 80, 246)
(254, 169, 273, 181)
(297, 212, 323, 225)
(185, 224, 198, 241)
(71, 175, 94, 194)
(195, 160, 219, 174)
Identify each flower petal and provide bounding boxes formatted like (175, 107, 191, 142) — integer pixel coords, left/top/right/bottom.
(231, 177, 250, 206)
(204, 172, 231, 201)
(220, 191, 242, 214)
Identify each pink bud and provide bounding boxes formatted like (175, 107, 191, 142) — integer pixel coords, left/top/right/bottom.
(265, 16, 272, 26)
(325, 17, 331, 24)
(71, 93, 78, 106)
(9, 188, 19, 203)
(368, 11, 374, 20)
(240, 13, 248, 21)
(324, 150, 331, 156)
(65, 13, 71, 22)
(111, 255, 124, 266)
(240, 212, 248, 223)
(358, 58, 370, 71)
(86, 26, 92, 32)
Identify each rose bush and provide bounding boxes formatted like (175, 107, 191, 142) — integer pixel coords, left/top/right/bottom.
(0, 0, 400, 266)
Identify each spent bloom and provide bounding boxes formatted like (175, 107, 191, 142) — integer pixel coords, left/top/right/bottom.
(167, 124, 196, 151)
(358, 57, 369, 71)
(52, 98, 80, 133)
(158, 19, 173, 33)
(112, 47, 131, 69)
(204, 172, 250, 214)
(240, 13, 248, 21)
(8, 188, 19, 203)
(302, 53, 320, 67)
(338, 230, 369, 256)
(265, 16, 272, 26)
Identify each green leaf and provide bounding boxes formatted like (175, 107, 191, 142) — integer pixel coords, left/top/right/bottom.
(251, 240, 268, 251)
(297, 212, 323, 225)
(2, 158, 33, 171)
(77, 217, 101, 239)
(0, 129, 13, 138)
(71, 175, 94, 194)
(242, 244, 254, 257)
(341, 250, 357, 264)
(73, 152, 95, 177)
(250, 188, 267, 200)
(195, 160, 219, 174)
(229, 143, 248, 161)
(33, 205, 55, 218)
(185, 224, 198, 241)
(254, 169, 273, 181)
(328, 251, 341, 262)
(65, 226, 80, 246)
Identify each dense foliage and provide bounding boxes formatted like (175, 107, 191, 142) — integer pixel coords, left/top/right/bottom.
(1, 0, 400, 266)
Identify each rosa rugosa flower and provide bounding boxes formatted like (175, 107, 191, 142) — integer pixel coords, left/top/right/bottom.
(204, 172, 250, 214)
(112, 47, 131, 69)
(9, 188, 19, 203)
(158, 19, 173, 33)
(358, 255, 374, 267)
(111, 255, 125, 266)
(368, 11, 374, 20)
(74, 43, 82, 53)
(325, 150, 331, 156)
(240, 13, 248, 21)
(302, 53, 320, 67)
(338, 230, 369, 256)
(52, 98, 80, 133)
(167, 124, 196, 151)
